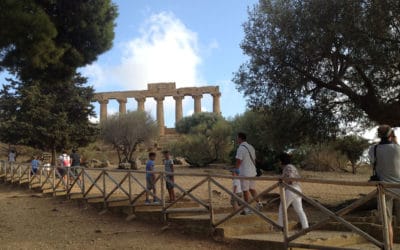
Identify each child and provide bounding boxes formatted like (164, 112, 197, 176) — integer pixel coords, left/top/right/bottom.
(230, 168, 242, 211)
(163, 151, 175, 202)
(277, 152, 309, 229)
(145, 152, 158, 204)
(31, 156, 40, 175)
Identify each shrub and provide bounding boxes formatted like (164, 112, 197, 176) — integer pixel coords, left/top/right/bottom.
(171, 113, 233, 167)
(299, 143, 348, 172)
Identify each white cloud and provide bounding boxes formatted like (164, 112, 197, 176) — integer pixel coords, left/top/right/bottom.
(84, 11, 203, 91)
(82, 11, 210, 126)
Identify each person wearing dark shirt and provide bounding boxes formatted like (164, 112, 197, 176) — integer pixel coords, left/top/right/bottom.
(70, 149, 81, 179)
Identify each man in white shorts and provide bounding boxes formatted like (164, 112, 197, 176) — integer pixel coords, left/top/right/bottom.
(235, 132, 263, 214)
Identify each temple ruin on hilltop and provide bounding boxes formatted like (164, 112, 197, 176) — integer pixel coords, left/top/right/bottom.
(92, 83, 221, 135)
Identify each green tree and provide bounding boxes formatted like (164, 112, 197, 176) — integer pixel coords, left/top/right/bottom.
(176, 112, 223, 134)
(0, 0, 118, 81)
(334, 135, 370, 174)
(0, 75, 98, 164)
(0, 0, 118, 164)
(100, 111, 158, 169)
(234, 0, 400, 127)
(172, 113, 233, 167)
(231, 107, 338, 169)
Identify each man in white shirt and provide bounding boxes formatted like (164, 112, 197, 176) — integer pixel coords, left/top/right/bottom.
(235, 132, 263, 214)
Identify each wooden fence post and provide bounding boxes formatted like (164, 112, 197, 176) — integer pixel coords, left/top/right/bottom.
(4, 161, 7, 183)
(378, 185, 390, 250)
(103, 170, 107, 208)
(208, 175, 215, 226)
(52, 166, 56, 194)
(279, 182, 289, 250)
(82, 168, 85, 195)
(161, 171, 166, 223)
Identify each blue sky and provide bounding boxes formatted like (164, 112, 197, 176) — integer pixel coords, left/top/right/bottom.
(80, 0, 259, 126)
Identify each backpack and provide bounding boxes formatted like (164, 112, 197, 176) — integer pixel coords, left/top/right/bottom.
(62, 154, 70, 167)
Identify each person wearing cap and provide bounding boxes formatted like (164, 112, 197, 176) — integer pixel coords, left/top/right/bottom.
(230, 168, 242, 211)
(368, 125, 400, 249)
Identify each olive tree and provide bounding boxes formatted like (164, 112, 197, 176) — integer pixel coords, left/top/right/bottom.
(100, 111, 158, 169)
(235, 0, 400, 127)
(171, 113, 233, 167)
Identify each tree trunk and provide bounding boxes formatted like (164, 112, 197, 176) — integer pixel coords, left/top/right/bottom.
(352, 163, 356, 174)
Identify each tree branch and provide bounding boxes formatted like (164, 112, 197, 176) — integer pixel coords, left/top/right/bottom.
(353, 65, 376, 96)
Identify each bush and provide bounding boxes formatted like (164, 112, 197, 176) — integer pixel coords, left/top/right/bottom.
(333, 135, 370, 174)
(171, 113, 233, 167)
(299, 143, 348, 172)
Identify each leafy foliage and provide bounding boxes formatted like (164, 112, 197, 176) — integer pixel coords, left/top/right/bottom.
(235, 0, 400, 127)
(100, 111, 158, 169)
(0, 0, 118, 80)
(172, 113, 233, 167)
(334, 135, 370, 174)
(230, 108, 338, 169)
(0, 0, 118, 164)
(298, 143, 349, 172)
(175, 112, 223, 134)
(0, 75, 98, 152)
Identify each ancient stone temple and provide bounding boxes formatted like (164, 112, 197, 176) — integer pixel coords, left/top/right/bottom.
(92, 82, 221, 135)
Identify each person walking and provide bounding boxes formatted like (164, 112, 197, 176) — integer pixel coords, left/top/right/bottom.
(31, 156, 40, 175)
(163, 150, 175, 202)
(8, 149, 16, 164)
(145, 152, 159, 204)
(70, 148, 81, 179)
(368, 125, 400, 249)
(58, 150, 71, 185)
(277, 152, 309, 230)
(235, 132, 263, 215)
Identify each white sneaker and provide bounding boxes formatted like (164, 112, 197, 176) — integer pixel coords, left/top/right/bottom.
(256, 202, 263, 211)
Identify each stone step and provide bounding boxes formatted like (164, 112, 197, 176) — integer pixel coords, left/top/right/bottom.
(213, 212, 299, 238)
(229, 231, 367, 250)
(54, 191, 67, 197)
(165, 207, 209, 214)
(18, 179, 29, 184)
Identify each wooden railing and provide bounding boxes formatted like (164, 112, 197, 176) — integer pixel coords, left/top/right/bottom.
(0, 160, 399, 250)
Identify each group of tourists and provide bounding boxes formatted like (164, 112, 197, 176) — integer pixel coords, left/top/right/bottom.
(144, 127, 399, 248)
(57, 149, 81, 184)
(145, 150, 175, 204)
(7, 124, 397, 247)
(29, 148, 81, 185)
(232, 132, 309, 229)
(233, 126, 399, 248)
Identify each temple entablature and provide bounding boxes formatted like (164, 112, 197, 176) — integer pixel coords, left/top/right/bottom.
(92, 82, 221, 135)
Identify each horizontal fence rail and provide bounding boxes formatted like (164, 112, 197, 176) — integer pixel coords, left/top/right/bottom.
(0, 160, 399, 250)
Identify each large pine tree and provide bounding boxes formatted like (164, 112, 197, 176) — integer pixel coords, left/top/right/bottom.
(0, 0, 118, 164)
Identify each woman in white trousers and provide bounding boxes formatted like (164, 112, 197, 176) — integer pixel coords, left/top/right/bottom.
(277, 153, 309, 229)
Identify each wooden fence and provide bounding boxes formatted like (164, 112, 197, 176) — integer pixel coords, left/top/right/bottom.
(0, 160, 399, 250)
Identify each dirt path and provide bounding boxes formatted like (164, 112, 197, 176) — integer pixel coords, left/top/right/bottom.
(0, 184, 253, 250)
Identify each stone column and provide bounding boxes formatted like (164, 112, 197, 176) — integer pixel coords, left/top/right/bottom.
(212, 92, 221, 115)
(154, 96, 165, 136)
(135, 97, 145, 111)
(99, 99, 109, 122)
(173, 95, 184, 124)
(117, 98, 127, 115)
(193, 94, 203, 114)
